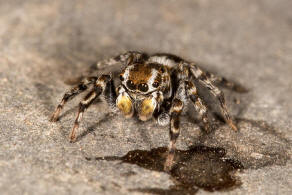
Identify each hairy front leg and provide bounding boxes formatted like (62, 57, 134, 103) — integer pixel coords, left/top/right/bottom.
(203, 70, 248, 93)
(93, 51, 148, 70)
(70, 87, 101, 142)
(164, 80, 186, 171)
(164, 98, 184, 171)
(189, 62, 237, 131)
(68, 75, 112, 142)
(186, 81, 212, 132)
(50, 76, 97, 122)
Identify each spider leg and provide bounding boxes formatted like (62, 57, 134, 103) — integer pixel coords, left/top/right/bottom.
(103, 75, 117, 110)
(164, 81, 185, 171)
(204, 71, 248, 93)
(189, 62, 237, 131)
(69, 75, 112, 142)
(147, 54, 238, 130)
(50, 76, 97, 122)
(93, 51, 148, 70)
(164, 98, 184, 171)
(185, 81, 211, 132)
(149, 53, 246, 92)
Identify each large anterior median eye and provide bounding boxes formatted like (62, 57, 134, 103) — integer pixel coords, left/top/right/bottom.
(126, 80, 136, 90)
(138, 83, 148, 92)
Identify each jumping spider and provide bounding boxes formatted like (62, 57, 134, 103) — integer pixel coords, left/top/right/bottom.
(50, 51, 244, 170)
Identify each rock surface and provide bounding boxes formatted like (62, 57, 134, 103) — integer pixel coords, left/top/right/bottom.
(0, 0, 292, 194)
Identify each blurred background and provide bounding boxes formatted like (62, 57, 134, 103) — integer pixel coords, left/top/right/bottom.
(0, 0, 292, 194)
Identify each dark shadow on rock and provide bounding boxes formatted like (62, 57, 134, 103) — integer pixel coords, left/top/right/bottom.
(186, 72, 251, 134)
(58, 112, 118, 142)
(85, 115, 291, 194)
(137, 126, 155, 149)
(196, 117, 291, 170)
(75, 112, 117, 142)
(90, 145, 243, 194)
(129, 186, 198, 195)
(238, 118, 291, 145)
(57, 99, 103, 122)
(235, 118, 291, 169)
(195, 61, 249, 94)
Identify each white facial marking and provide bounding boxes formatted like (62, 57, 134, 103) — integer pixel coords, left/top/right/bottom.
(122, 65, 135, 87)
(118, 86, 126, 93)
(123, 65, 132, 81)
(147, 68, 158, 92)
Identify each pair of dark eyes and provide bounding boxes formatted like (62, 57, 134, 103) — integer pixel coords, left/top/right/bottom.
(126, 80, 149, 92)
(121, 77, 160, 92)
(120, 75, 159, 91)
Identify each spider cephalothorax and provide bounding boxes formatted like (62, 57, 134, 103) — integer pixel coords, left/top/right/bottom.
(50, 51, 245, 170)
(117, 61, 170, 121)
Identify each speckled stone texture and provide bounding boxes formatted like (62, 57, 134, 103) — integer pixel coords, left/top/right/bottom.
(0, 0, 292, 194)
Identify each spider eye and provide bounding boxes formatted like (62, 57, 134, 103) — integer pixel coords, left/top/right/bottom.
(126, 80, 136, 90)
(138, 83, 149, 92)
(119, 75, 124, 81)
(152, 82, 159, 88)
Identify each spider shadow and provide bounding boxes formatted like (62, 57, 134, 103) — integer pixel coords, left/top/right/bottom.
(185, 79, 251, 142)
(89, 116, 290, 194)
(73, 111, 117, 142)
(131, 116, 157, 148)
(196, 116, 291, 170)
(58, 99, 104, 122)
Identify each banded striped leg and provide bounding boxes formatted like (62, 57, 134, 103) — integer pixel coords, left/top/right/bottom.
(204, 71, 247, 93)
(50, 76, 97, 122)
(164, 98, 184, 171)
(189, 63, 237, 131)
(93, 51, 148, 70)
(164, 81, 186, 171)
(70, 75, 112, 142)
(103, 77, 117, 110)
(69, 52, 142, 85)
(186, 81, 211, 132)
(155, 94, 171, 127)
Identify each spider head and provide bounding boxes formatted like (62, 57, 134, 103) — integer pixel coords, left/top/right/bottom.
(119, 63, 163, 94)
(116, 63, 166, 121)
